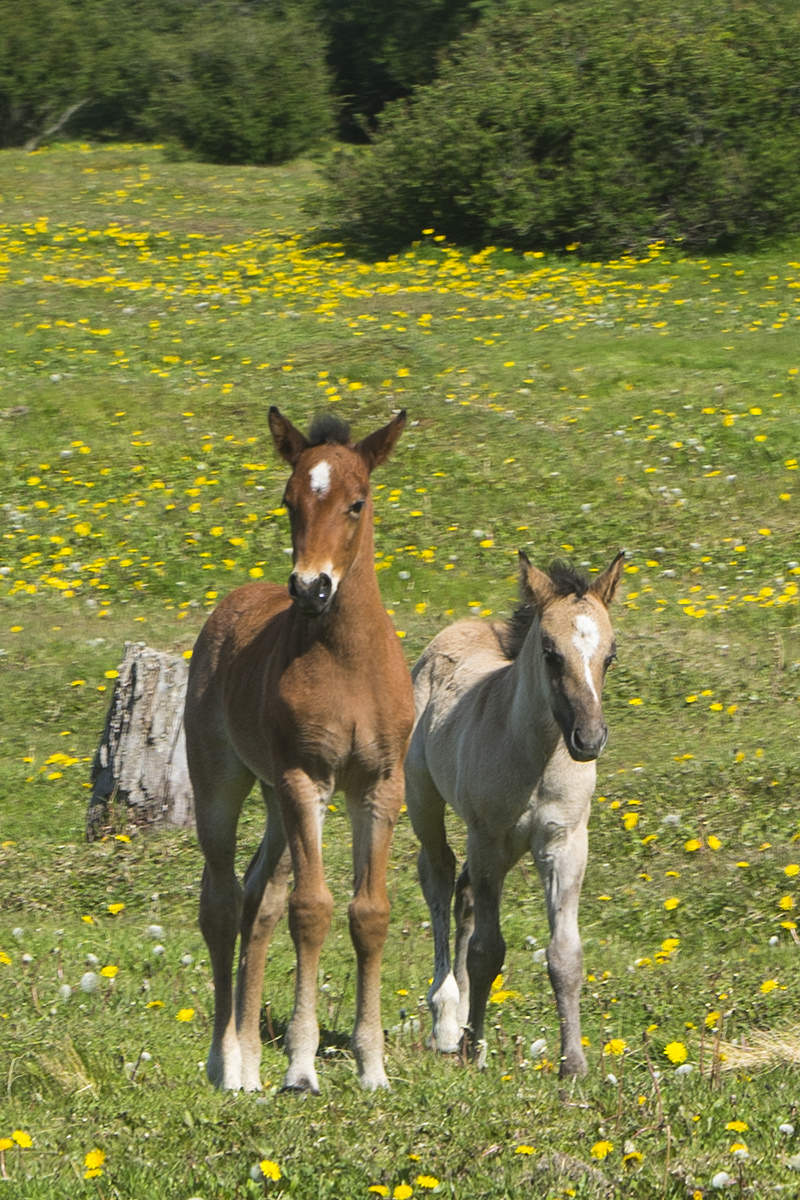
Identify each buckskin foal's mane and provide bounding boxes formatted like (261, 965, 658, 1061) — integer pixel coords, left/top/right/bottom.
(499, 559, 591, 660)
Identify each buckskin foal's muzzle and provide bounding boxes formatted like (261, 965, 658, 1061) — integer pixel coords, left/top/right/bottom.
(288, 570, 334, 617)
(567, 721, 608, 762)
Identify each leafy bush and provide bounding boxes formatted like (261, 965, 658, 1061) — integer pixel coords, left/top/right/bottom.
(0, 0, 335, 161)
(151, 3, 335, 165)
(320, 0, 800, 254)
(317, 0, 478, 137)
(0, 0, 92, 147)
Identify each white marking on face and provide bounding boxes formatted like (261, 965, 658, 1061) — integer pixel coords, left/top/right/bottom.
(309, 459, 331, 497)
(572, 612, 600, 702)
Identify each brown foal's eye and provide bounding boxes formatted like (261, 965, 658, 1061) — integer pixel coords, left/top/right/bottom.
(349, 499, 366, 516)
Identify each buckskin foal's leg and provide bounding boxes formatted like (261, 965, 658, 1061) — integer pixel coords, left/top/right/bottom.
(461, 831, 508, 1068)
(235, 783, 291, 1091)
(532, 808, 590, 1078)
(452, 862, 474, 1037)
(278, 768, 334, 1093)
(406, 766, 461, 1053)
(347, 768, 405, 1089)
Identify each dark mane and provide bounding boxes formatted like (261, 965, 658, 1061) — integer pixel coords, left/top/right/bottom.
(548, 559, 591, 599)
(308, 413, 351, 447)
(499, 559, 591, 660)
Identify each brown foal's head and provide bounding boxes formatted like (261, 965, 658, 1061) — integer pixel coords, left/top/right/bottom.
(268, 407, 406, 616)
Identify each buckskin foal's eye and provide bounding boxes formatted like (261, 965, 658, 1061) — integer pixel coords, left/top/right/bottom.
(542, 641, 563, 671)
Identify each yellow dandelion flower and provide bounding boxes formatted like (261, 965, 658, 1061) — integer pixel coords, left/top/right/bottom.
(590, 1140, 614, 1160)
(259, 1160, 281, 1181)
(84, 1148, 105, 1178)
(663, 1042, 688, 1065)
(176, 1007, 195, 1022)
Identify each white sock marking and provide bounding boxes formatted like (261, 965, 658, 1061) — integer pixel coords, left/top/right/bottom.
(309, 460, 331, 497)
(572, 612, 600, 702)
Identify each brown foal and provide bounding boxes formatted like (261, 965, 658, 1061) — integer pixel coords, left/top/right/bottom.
(184, 407, 413, 1093)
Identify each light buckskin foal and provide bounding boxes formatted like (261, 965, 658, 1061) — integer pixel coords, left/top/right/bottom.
(184, 407, 413, 1093)
(405, 550, 623, 1077)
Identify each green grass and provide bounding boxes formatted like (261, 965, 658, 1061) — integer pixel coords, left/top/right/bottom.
(1, 141, 800, 1198)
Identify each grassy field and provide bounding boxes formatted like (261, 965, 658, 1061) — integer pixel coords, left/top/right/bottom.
(1, 142, 799, 1199)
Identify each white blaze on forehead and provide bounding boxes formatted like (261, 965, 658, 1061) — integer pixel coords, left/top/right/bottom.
(309, 459, 331, 497)
(572, 611, 600, 702)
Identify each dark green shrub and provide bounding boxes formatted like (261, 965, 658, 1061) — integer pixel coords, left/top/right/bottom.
(317, 0, 479, 137)
(0, 0, 335, 159)
(151, 3, 335, 165)
(0, 0, 91, 147)
(320, 0, 800, 254)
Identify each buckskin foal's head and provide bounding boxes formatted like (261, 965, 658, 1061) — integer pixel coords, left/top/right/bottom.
(268, 405, 406, 617)
(509, 550, 625, 761)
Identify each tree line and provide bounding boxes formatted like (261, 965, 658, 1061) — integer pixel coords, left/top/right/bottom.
(2, 0, 799, 255)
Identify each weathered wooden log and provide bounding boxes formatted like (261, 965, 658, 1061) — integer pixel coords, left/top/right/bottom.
(24, 98, 90, 152)
(88, 642, 193, 838)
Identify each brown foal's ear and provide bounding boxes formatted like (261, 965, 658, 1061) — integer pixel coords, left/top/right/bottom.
(356, 410, 407, 472)
(590, 551, 626, 607)
(269, 406, 309, 465)
(518, 549, 555, 611)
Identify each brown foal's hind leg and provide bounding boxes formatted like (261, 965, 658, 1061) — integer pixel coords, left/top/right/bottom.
(235, 782, 291, 1092)
(346, 771, 404, 1089)
(193, 753, 254, 1091)
(279, 769, 334, 1094)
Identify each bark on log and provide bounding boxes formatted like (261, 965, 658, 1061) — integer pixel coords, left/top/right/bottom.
(88, 642, 193, 838)
(24, 98, 90, 152)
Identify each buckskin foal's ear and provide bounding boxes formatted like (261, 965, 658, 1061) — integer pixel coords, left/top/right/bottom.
(590, 550, 625, 607)
(355, 410, 407, 473)
(518, 549, 555, 612)
(269, 406, 309, 465)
